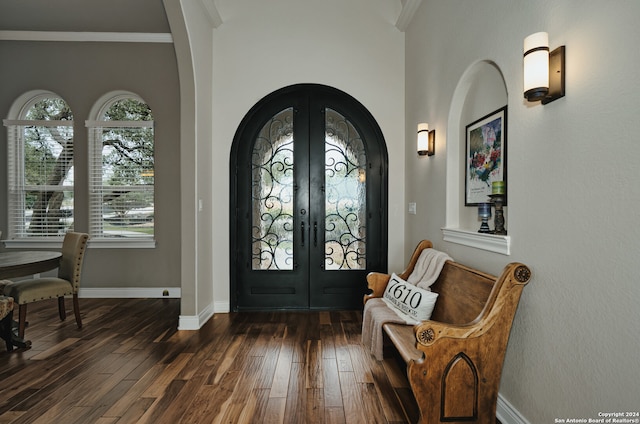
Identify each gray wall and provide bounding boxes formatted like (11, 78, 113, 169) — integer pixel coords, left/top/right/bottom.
(0, 40, 181, 290)
(0, 0, 170, 33)
(405, 0, 640, 421)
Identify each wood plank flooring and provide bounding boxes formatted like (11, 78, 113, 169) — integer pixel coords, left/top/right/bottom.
(0, 298, 419, 424)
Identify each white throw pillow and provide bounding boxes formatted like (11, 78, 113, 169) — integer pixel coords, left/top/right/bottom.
(383, 273, 438, 323)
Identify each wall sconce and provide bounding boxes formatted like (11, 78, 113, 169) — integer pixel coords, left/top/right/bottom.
(523, 32, 565, 104)
(417, 123, 435, 156)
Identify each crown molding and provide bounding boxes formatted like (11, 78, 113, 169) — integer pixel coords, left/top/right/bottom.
(199, 0, 223, 28)
(395, 0, 423, 32)
(0, 30, 173, 43)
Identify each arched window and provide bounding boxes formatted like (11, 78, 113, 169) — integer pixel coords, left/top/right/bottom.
(3, 91, 74, 239)
(86, 92, 155, 243)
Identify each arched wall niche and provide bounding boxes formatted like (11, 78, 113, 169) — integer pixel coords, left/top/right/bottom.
(444, 60, 510, 254)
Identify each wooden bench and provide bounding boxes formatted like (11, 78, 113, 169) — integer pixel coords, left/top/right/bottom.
(363, 240, 532, 423)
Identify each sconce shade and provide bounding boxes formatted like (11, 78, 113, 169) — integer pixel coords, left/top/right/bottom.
(523, 32, 550, 102)
(524, 32, 565, 104)
(417, 123, 430, 156)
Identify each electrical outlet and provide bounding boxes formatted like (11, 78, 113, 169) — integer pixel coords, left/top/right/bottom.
(408, 202, 417, 215)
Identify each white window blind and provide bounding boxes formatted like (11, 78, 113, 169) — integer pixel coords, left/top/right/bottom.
(3, 119, 74, 239)
(86, 120, 154, 240)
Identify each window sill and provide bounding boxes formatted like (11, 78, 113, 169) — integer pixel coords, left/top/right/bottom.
(88, 239, 156, 249)
(441, 227, 510, 255)
(3, 238, 156, 249)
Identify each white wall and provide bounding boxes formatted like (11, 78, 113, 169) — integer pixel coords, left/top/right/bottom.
(165, 0, 216, 323)
(209, 0, 406, 307)
(405, 0, 640, 421)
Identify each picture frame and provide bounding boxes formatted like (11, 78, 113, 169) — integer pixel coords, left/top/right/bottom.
(465, 105, 507, 206)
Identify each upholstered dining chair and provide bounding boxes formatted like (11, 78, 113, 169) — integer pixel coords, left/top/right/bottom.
(1, 232, 89, 339)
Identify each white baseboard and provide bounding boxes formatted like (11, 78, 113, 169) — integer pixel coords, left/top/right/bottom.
(497, 393, 530, 424)
(214, 301, 230, 313)
(178, 302, 214, 330)
(177, 314, 201, 330)
(78, 287, 181, 298)
(178, 301, 230, 330)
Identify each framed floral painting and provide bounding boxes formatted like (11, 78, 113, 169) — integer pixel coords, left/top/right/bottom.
(465, 106, 507, 206)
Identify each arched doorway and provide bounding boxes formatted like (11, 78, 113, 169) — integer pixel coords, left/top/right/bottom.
(230, 84, 388, 310)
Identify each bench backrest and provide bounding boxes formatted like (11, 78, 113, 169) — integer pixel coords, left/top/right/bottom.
(429, 261, 496, 325)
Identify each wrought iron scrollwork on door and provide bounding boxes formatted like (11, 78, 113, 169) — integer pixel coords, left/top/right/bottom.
(251, 108, 295, 270)
(324, 108, 367, 270)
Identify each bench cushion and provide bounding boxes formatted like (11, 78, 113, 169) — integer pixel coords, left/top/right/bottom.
(3, 278, 74, 304)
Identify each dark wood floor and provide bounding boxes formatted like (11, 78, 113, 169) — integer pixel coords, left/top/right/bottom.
(0, 298, 419, 424)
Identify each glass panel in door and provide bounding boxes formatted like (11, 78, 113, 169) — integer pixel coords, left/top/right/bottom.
(251, 108, 294, 271)
(324, 108, 366, 270)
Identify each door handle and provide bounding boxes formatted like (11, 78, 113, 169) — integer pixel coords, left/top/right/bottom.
(300, 209, 307, 247)
(313, 221, 318, 246)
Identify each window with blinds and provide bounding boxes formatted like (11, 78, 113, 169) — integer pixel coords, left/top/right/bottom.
(3, 97, 75, 239)
(87, 98, 154, 240)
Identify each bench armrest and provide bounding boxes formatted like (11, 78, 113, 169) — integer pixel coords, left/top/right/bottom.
(413, 319, 489, 347)
(363, 272, 391, 304)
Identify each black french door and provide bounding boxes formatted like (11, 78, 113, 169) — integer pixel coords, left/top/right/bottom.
(230, 84, 387, 310)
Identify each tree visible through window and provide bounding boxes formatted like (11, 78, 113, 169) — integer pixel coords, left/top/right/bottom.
(4, 95, 74, 238)
(88, 96, 155, 240)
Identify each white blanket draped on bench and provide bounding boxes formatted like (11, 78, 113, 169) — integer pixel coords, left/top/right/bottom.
(361, 248, 452, 360)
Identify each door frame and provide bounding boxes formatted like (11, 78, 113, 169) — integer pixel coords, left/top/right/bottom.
(229, 83, 388, 311)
